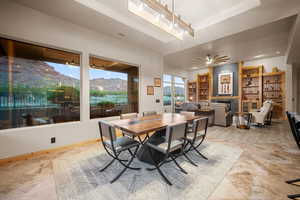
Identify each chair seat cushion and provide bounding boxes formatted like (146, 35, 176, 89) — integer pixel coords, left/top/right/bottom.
(104, 136, 139, 152)
(147, 139, 183, 153)
(186, 131, 205, 141)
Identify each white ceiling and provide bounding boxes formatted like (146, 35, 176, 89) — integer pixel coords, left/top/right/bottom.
(13, 0, 300, 54)
(12, 0, 300, 64)
(164, 16, 296, 70)
(98, 0, 260, 41)
(160, 0, 260, 30)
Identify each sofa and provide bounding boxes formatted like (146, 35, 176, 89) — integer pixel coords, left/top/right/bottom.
(176, 101, 232, 127)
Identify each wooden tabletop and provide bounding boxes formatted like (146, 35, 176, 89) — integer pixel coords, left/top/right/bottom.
(111, 113, 201, 136)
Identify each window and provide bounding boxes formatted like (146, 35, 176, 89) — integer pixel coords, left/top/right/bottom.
(89, 56, 139, 119)
(174, 77, 185, 105)
(163, 75, 172, 106)
(163, 74, 186, 107)
(0, 38, 80, 130)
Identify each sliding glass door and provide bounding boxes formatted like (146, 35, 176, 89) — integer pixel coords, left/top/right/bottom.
(163, 74, 186, 112)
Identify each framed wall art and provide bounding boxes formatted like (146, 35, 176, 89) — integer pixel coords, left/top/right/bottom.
(154, 78, 161, 87)
(147, 86, 154, 95)
(218, 72, 233, 95)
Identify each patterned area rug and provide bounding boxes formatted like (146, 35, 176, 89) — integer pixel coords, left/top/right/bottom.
(53, 142, 242, 200)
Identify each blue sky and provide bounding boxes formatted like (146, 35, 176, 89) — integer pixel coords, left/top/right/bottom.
(46, 62, 127, 80)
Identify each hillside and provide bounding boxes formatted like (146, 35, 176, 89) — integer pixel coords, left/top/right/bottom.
(0, 57, 127, 91)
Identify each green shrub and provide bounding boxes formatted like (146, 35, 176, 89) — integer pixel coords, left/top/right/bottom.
(97, 101, 115, 107)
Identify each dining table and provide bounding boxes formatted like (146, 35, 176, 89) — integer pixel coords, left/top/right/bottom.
(111, 113, 202, 164)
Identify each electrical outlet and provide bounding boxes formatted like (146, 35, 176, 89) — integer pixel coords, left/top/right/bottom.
(51, 137, 56, 144)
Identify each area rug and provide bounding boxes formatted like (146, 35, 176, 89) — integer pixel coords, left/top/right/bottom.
(53, 142, 242, 200)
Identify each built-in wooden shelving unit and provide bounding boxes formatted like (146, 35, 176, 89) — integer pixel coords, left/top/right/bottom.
(263, 71, 285, 119)
(197, 73, 210, 100)
(188, 81, 197, 102)
(239, 65, 263, 112)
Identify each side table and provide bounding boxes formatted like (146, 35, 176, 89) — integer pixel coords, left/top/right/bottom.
(235, 112, 252, 129)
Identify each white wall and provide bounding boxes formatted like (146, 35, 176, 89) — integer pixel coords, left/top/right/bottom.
(0, 0, 164, 159)
(188, 68, 209, 81)
(163, 64, 188, 78)
(244, 56, 287, 72)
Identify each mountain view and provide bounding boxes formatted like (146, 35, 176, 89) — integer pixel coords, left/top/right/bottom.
(0, 57, 127, 92)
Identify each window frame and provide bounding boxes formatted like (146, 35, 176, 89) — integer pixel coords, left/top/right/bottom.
(0, 36, 83, 131)
(88, 54, 140, 120)
(163, 74, 186, 109)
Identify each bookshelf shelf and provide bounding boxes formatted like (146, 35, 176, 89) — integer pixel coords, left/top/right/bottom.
(239, 65, 263, 112)
(188, 81, 197, 102)
(197, 73, 210, 101)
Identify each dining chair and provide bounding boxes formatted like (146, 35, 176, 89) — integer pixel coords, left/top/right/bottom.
(143, 111, 157, 117)
(120, 113, 138, 119)
(146, 122, 188, 186)
(286, 112, 300, 199)
(98, 120, 141, 183)
(286, 112, 300, 149)
(180, 111, 195, 132)
(180, 111, 195, 117)
(120, 113, 138, 139)
(184, 117, 209, 164)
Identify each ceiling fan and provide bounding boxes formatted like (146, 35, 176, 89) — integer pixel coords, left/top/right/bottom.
(192, 54, 230, 66)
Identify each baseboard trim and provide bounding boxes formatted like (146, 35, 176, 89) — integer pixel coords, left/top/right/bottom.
(0, 138, 101, 166)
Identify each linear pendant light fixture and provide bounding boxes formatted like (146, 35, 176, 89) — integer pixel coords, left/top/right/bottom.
(128, 0, 194, 40)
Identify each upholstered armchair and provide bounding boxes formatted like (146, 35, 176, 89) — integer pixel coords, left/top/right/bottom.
(209, 103, 232, 127)
(250, 100, 273, 126)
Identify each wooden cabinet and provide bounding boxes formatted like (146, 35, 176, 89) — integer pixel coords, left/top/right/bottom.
(197, 73, 210, 100)
(263, 72, 285, 119)
(188, 81, 197, 102)
(239, 65, 263, 112)
(239, 63, 286, 119)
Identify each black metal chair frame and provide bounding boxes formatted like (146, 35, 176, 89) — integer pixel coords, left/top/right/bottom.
(184, 117, 209, 166)
(265, 110, 273, 126)
(146, 123, 189, 186)
(98, 121, 141, 183)
(286, 112, 300, 199)
(143, 111, 157, 117)
(287, 112, 300, 149)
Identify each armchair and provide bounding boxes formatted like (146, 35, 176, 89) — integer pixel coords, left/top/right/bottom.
(250, 100, 273, 126)
(210, 103, 232, 127)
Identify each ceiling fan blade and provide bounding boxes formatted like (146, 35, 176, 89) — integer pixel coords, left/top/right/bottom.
(216, 56, 229, 60)
(216, 57, 230, 61)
